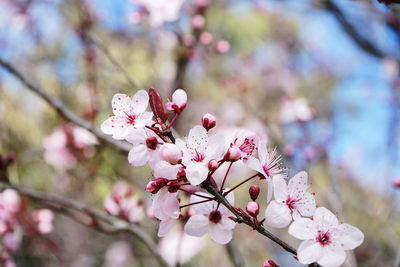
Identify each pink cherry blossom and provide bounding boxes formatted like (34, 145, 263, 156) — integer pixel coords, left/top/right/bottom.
(265, 172, 316, 228)
(103, 241, 133, 267)
(176, 125, 225, 185)
(158, 226, 205, 267)
(165, 89, 187, 114)
(104, 182, 145, 223)
(229, 129, 259, 160)
(278, 97, 314, 124)
(32, 209, 54, 234)
(101, 90, 153, 140)
(72, 126, 98, 149)
(42, 128, 76, 171)
(184, 191, 236, 244)
(288, 207, 364, 267)
(126, 128, 162, 168)
(201, 113, 216, 131)
(0, 189, 21, 234)
(247, 140, 285, 201)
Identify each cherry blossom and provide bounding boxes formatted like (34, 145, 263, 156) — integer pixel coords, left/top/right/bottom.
(42, 128, 76, 171)
(32, 209, 54, 234)
(104, 182, 145, 223)
(265, 171, 316, 228)
(101, 90, 153, 140)
(288, 207, 364, 267)
(228, 129, 259, 160)
(184, 191, 236, 244)
(0, 189, 21, 234)
(201, 113, 216, 131)
(133, 0, 185, 27)
(165, 89, 187, 114)
(176, 125, 224, 185)
(126, 128, 163, 168)
(247, 141, 285, 201)
(159, 143, 182, 165)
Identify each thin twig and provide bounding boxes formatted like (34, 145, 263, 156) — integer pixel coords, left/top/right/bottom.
(0, 58, 131, 154)
(0, 182, 168, 267)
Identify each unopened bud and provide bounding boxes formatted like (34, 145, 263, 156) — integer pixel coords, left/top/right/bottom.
(262, 259, 279, 267)
(225, 146, 241, 161)
(201, 113, 216, 131)
(177, 167, 187, 182)
(159, 143, 182, 164)
(165, 89, 187, 114)
(392, 178, 400, 188)
(246, 201, 259, 217)
(168, 181, 180, 193)
(146, 178, 168, 194)
(249, 185, 260, 201)
(208, 159, 218, 170)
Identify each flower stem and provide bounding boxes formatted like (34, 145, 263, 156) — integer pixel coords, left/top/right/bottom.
(179, 198, 214, 209)
(178, 188, 214, 200)
(223, 174, 258, 195)
(219, 162, 233, 192)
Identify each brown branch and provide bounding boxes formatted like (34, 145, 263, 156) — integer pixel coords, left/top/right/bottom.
(0, 182, 168, 267)
(0, 58, 131, 154)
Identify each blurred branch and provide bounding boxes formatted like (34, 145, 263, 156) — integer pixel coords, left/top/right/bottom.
(226, 240, 246, 267)
(319, 0, 387, 59)
(377, 0, 400, 5)
(88, 34, 142, 90)
(0, 58, 131, 153)
(0, 182, 168, 267)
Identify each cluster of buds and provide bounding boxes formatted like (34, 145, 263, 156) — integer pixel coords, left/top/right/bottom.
(100, 88, 364, 267)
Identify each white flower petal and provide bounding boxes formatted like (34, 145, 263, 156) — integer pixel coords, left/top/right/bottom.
(187, 125, 208, 155)
(297, 192, 316, 217)
(288, 171, 308, 199)
(190, 193, 214, 215)
(158, 219, 176, 237)
(154, 161, 179, 180)
(273, 175, 288, 201)
(128, 144, 149, 166)
(246, 156, 265, 175)
(206, 133, 225, 160)
(184, 215, 209, 237)
(152, 189, 180, 220)
(111, 94, 131, 116)
(101, 116, 130, 140)
(257, 140, 268, 165)
(172, 89, 187, 106)
(209, 224, 233, 244)
(288, 218, 317, 240)
(131, 90, 149, 114)
(265, 201, 292, 228)
(317, 246, 346, 267)
(186, 162, 209, 185)
(297, 240, 322, 265)
(313, 207, 339, 230)
(336, 224, 364, 250)
(265, 177, 273, 203)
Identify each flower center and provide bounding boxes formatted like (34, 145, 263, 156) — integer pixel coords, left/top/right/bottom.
(192, 150, 205, 162)
(238, 138, 256, 156)
(146, 136, 158, 150)
(126, 114, 137, 125)
(316, 231, 331, 246)
(285, 197, 299, 211)
(208, 210, 222, 224)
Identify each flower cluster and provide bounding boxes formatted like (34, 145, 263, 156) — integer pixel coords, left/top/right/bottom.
(0, 189, 54, 266)
(101, 88, 364, 266)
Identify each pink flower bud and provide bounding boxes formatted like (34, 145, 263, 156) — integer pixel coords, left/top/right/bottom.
(262, 259, 279, 267)
(159, 143, 182, 164)
(249, 185, 260, 201)
(32, 209, 54, 234)
(392, 178, 400, 188)
(216, 40, 230, 53)
(177, 167, 187, 181)
(146, 178, 169, 194)
(202, 113, 216, 131)
(246, 201, 259, 217)
(200, 32, 213, 45)
(168, 181, 180, 193)
(208, 159, 219, 170)
(225, 146, 241, 161)
(192, 15, 205, 29)
(165, 89, 187, 114)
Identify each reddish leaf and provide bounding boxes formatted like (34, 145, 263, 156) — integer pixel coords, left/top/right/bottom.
(148, 88, 170, 123)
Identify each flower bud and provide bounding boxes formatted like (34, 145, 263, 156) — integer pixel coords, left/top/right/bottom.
(192, 15, 205, 29)
(224, 146, 241, 161)
(201, 113, 216, 131)
(159, 143, 182, 164)
(392, 178, 400, 188)
(165, 89, 187, 114)
(249, 185, 260, 201)
(168, 181, 180, 193)
(208, 159, 219, 170)
(146, 178, 168, 194)
(262, 259, 279, 267)
(246, 201, 260, 217)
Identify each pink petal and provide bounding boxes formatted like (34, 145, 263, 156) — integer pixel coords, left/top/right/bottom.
(187, 125, 208, 155)
(101, 116, 130, 140)
(313, 207, 339, 230)
(172, 89, 187, 107)
(190, 193, 214, 215)
(158, 218, 176, 237)
(128, 144, 150, 166)
(288, 171, 308, 199)
(186, 162, 208, 185)
(296, 192, 316, 217)
(264, 200, 292, 228)
(209, 223, 233, 244)
(272, 175, 288, 201)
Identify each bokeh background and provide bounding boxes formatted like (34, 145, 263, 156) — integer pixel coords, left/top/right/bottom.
(0, 0, 399, 266)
